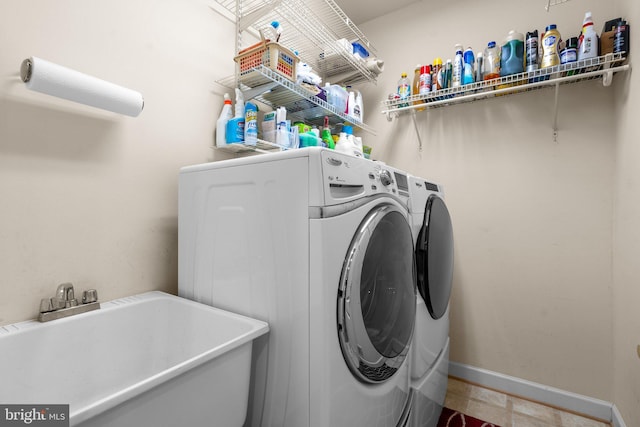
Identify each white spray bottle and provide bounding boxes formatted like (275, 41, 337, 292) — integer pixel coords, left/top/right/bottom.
(225, 88, 245, 143)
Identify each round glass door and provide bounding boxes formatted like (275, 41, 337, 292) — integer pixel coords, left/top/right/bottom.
(415, 195, 454, 320)
(337, 203, 416, 384)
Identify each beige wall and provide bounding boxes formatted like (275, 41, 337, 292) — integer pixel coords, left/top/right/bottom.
(360, 0, 618, 402)
(613, 0, 640, 425)
(1, 0, 637, 422)
(0, 0, 234, 325)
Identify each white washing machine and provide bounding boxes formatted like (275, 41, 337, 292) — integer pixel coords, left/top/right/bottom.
(406, 176, 454, 427)
(178, 147, 417, 427)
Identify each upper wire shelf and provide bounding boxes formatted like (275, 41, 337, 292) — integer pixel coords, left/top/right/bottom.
(546, 0, 571, 11)
(381, 53, 629, 117)
(213, 0, 378, 84)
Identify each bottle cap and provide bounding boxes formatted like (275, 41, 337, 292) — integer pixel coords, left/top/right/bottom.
(504, 30, 524, 42)
(546, 24, 557, 31)
(420, 65, 431, 74)
(433, 57, 443, 66)
(488, 41, 496, 48)
(454, 44, 463, 51)
(343, 125, 353, 135)
(401, 72, 407, 78)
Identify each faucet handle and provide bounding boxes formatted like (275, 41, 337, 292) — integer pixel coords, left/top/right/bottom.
(39, 298, 53, 313)
(50, 297, 66, 310)
(82, 289, 98, 304)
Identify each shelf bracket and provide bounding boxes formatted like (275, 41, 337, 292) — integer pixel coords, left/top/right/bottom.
(552, 82, 560, 142)
(411, 110, 423, 152)
(240, 81, 279, 101)
(602, 53, 615, 87)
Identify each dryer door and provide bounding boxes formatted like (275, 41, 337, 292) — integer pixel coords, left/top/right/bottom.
(338, 203, 416, 384)
(416, 195, 454, 320)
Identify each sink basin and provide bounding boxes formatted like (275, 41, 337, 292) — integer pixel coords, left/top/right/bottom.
(0, 291, 269, 426)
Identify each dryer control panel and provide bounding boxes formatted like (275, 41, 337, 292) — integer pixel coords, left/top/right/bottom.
(318, 150, 410, 207)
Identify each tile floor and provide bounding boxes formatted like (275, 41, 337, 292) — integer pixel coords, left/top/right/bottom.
(444, 377, 611, 427)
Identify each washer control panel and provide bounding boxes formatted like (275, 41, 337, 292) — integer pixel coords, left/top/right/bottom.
(320, 151, 409, 205)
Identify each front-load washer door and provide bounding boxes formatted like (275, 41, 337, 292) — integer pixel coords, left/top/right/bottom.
(416, 195, 454, 320)
(337, 203, 416, 384)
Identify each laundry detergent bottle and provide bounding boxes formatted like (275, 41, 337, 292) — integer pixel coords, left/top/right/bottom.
(578, 12, 598, 60)
(500, 30, 525, 76)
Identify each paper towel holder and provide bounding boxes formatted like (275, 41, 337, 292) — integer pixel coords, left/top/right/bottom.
(20, 58, 33, 83)
(19, 56, 144, 116)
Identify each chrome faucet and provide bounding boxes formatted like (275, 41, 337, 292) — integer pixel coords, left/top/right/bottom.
(38, 283, 100, 322)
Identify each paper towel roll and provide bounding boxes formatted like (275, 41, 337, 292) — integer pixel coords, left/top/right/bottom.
(21, 57, 144, 117)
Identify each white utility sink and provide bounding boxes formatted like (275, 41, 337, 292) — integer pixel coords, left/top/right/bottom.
(0, 291, 269, 426)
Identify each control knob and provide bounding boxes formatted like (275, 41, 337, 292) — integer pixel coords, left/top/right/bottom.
(379, 169, 393, 186)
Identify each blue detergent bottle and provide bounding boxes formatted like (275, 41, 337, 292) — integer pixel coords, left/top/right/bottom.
(500, 30, 525, 76)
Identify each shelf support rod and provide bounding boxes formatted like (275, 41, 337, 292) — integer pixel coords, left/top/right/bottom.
(552, 82, 560, 142)
(411, 110, 423, 152)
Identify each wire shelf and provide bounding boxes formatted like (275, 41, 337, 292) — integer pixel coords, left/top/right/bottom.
(219, 65, 376, 134)
(215, 138, 287, 154)
(213, 0, 378, 84)
(382, 53, 628, 115)
(545, 0, 571, 11)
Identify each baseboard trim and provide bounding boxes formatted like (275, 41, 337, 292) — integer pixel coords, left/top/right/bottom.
(612, 404, 627, 427)
(449, 361, 613, 422)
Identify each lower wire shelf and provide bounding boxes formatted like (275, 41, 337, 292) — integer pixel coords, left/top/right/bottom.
(214, 138, 289, 155)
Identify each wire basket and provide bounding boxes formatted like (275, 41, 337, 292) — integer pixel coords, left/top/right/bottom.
(234, 41, 298, 87)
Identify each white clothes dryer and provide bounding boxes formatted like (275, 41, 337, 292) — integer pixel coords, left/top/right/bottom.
(179, 147, 417, 427)
(406, 176, 454, 427)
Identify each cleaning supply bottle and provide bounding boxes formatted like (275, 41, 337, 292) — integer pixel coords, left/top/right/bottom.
(397, 72, 411, 107)
(452, 44, 464, 87)
(334, 125, 361, 157)
(475, 51, 484, 82)
(526, 30, 539, 72)
(276, 106, 289, 148)
(226, 88, 245, 143)
(412, 65, 422, 107)
(578, 12, 598, 61)
(244, 102, 258, 146)
(541, 25, 561, 68)
(433, 58, 443, 91)
(483, 41, 500, 80)
(354, 90, 363, 122)
(614, 20, 629, 55)
(419, 65, 432, 94)
(263, 21, 282, 43)
(443, 59, 452, 89)
(215, 93, 232, 147)
(462, 48, 475, 85)
(347, 90, 356, 119)
(321, 116, 335, 149)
